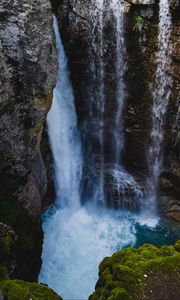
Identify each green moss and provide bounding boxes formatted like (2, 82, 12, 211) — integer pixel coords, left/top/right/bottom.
(0, 265, 9, 281)
(0, 231, 15, 281)
(111, 288, 133, 300)
(0, 280, 63, 300)
(134, 15, 144, 24)
(90, 242, 180, 300)
(0, 234, 14, 259)
(174, 240, 180, 252)
(0, 195, 43, 280)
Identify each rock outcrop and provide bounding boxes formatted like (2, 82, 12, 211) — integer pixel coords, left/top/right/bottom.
(0, 0, 57, 220)
(89, 241, 180, 300)
(0, 0, 57, 280)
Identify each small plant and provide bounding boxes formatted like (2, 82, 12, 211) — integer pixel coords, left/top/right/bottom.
(135, 15, 144, 24)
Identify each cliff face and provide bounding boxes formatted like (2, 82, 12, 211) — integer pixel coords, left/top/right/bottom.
(0, 0, 57, 280)
(124, 0, 180, 221)
(0, 0, 57, 219)
(54, 0, 180, 221)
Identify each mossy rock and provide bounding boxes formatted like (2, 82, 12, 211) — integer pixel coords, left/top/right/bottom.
(0, 266, 9, 281)
(0, 197, 43, 281)
(0, 235, 14, 259)
(0, 280, 63, 300)
(89, 241, 180, 300)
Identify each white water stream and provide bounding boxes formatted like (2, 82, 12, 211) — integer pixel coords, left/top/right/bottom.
(144, 0, 172, 217)
(111, 0, 126, 164)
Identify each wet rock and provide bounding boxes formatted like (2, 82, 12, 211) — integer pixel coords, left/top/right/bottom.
(55, 0, 180, 220)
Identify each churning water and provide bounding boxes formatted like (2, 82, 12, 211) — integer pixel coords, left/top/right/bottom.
(39, 206, 136, 299)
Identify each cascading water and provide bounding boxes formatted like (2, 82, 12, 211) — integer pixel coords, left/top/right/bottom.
(111, 0, 126, 164)
(39, 1, 174, 298)
(46, 16, 82, 210)
(88, 0, 141, 209)
(144, 0, 172, 217)
(39, 12, 137, 300)
(93, 0, 106, 206)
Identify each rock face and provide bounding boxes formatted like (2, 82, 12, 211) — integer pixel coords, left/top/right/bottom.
(89, 241, 180, 300)
(124, 0, 180, 221)
(0, 0, 57, 220)
(0, 0, 57, 280)
(54, 0, 180, 220)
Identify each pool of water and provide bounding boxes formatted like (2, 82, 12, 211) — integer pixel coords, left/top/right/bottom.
(39, 204, 179, 300)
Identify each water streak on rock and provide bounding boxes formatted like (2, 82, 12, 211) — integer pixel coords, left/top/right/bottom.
(145, 0, 172, 215)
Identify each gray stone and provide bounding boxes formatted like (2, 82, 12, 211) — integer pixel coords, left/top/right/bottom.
(0, 0, 57, 219)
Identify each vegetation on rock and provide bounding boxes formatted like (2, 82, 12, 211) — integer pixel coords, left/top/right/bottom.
(0, 280, 62, 300)
(90, 241, 180, 300)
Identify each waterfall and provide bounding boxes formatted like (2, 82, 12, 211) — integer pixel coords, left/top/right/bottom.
(93, 0, 106, 206)
(39, 11, 137, 299)
(88, 0, 137, 209)
(46, 15, 82, 209)
(111, 0, 126, 164)
(144, 0, 172, 216)
(38, 1, 175, 298)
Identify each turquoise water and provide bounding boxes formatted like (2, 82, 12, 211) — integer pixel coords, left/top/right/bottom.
(135, 219, 180, 248)
(39, 204, 179, 299)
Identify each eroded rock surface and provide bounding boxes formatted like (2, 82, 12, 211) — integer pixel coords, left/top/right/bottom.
(0, 0, 57, 219)
(0, 0, 57, 280)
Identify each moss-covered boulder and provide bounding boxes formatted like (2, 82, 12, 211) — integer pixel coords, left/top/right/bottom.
(0, 280, 63, 300)
(89, 241, 180, 300)
(0, 199, 43, 281)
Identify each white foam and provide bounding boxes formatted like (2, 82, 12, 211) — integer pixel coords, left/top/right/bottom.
(39, 206, 136, 299)
(137, 212, 159, 228)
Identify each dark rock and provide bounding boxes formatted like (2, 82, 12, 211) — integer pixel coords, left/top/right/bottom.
(55, 0, 180, 220)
